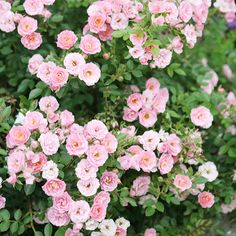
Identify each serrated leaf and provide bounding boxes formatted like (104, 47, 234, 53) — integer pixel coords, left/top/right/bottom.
(156, 201, 165, 212)
(10, 222, 18, 234)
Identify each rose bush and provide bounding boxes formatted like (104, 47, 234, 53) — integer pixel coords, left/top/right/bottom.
(0, 0, 236, 235)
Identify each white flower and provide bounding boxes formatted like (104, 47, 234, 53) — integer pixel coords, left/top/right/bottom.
(14, 112, 25, 124)
(139, 130, 160, 151)
(85, 219, 99, 231)
(198, 161, 218, 182)
(158, 129, 169, 142)
(115, 217, 130, 230)
(99, 219, 117, 236)
(42, 160, 59, 180)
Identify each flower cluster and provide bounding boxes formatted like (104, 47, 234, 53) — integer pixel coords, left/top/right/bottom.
(123, 77, 169, 128)
(0, 0, 55, 50)
(214, 0, 236, 23)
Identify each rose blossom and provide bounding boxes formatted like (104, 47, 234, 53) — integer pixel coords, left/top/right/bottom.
(100, 171, 120, 192)
(42, 160, 59, 180)
(64, 53, 85, 76)
(77, 178, 100, 196)
(139, 109, 157, 128)
(0, 196, 6, 209)
(94, 191, 110, 206)
(60, 110, 74, 127)
(166, 134, 182, 156)
(179, 1, 193, 23)
(66, 134, 88, 157)
(139, 130, 160, 151)
(50, 66, 69, 89)
(0, 11, 16, 33)
(87, 144, 108, 167)
(139, 151, 158, 173)
(222, 64, 233, 81)
(102, 133, 118, 154)
(7, 151, 25, 174)
(39, 96, 59, 114)
(144, 228, 157, 236)
(23, 0, 44, 16)
(111, 13, 128, 30)
(123, 108, 139, 122)
(24, 111, 44, 131)
(47, 207, 70, 226)
(198, 191, 215, 208)
(79, 35, 101, 55)
(28, 54, 43, 74)
(17, 16, 38, 36)
(27, 152, 47, 174)
(0, 1, 11, 14)
(90, 203, 107, 222)
(69, 200, 90, 223)
(88, 13, 106, 33)
(158, 153, 174, 175)
(190, 106, 213, 129)
(174, 174, 192, 192)
(21, 32, 42, 50)
(130, 176, 151, 197)
(42, 178, 66, 197)
(84, 119, 108, 140)
(39, 131, 60, 155)
(57, 30, 77, 50)
(198, 162, 218, 182)
(75, 159, 98, 180)
(99, 219, 117, 236)
(53, 192, 72, 213)
(127, 93, 143, 111)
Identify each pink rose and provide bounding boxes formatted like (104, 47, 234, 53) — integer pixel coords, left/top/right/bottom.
(23, 0, 44, 16)
(102, 133, 118, 154)
(78, 63, 101, 86)
(28, 54, 43, 74)
(69, 200, 90, 223)
(171, 36, 183, 54)
(42, 0, 55, 5)
(7, 151, 25, 174)
(57, 30, 77, 50)
(0, 196, 6, 209)
(37, 61, 56, 84)
(60, 110, 74, 127)
(166, 134, 182, 156)
(146, 77, 160, 92)
(47, 207, 70, 226)
(38, 131, 60, 155)
(130, 32, 147, 46)
(116, 227, 126, 236)
(17, 16, 38, 36)
(100, 171, 120, 192)
(50, 66, 69, 89)
(198, 191, 215, 208)
(138, 109, 157, 128)
(87, 144, 108, 167)
(94, 191, 110, 206)
(179, 1, 193, 23)
(130, 176, 150, 197)
(84, 119, 108, 140)
(64, 53, 85, 76)
(88, 13, 106, 33)
(27, 152, 47, 174)
(0, 11, 16, 33)
(53, 192, 72, 213)
(153, 49, 172, 69)
(182, 24, 197, 48)
(42, 178, 66, 197)
(123, 107, 139, 122)
(66, 134, 88, 157)
(7, 126, 30, 148)
(24, 111, 44, 131)
(75, 159, 98, 180)
(98, 25, 113, 41)
(77, 178, 100, 196)
(157, 153, 174, 175)
(222, 64, 233, 81)
(0, 1, 11, 15)
(90, 203, 107, 222)
(39, 96, 59, 113)
(111, 13, 128, 30)
(127, 93, 143, 112)
(174, 174, 192, 192)
(144, 228, 157, 236)
(139, 151, 157, 173)
(190, 106, 213, 129)
(79, 35, 101, 54)
(21, 32, 42, 50)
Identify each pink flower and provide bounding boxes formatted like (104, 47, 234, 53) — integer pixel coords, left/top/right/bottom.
(77, 178, 100, 196)
(39, 96, 59, 113)
(182, 24, 197, 48)
(123, 108, 138, 122)
(0, 11, 16, 33)
(87, 144, 108, 167)
(222, 64, 233, 81)
(47, 207, 70, 226)
(78, 63, 101, 86)
(64, 53, 85, 76)
(139, 130, 160, 151)
(42, 178, 66, 197)
(153, 49, 172, 68)
(50, 66, 69, 89)
(53, 192, 72, 213)
(27, 152, 47, 174)
(198, 191, 215, 208)
(42, 0, 55, 5)
(37, 61, 56, 84)
(21, 32, 42, 50)
(60, 110, 74, 127)
(130, 176, 150, 197)
(144, 228, 157, 236)
(166, 134, 182, 156)
(7, 151, 25, 174)
(146, 77, 160, 92)
(24, 111, 44, 131)
(129, 46, 144, 59)
(69, 200, 90, 223)
(98, 25, 113, 41)
(100, 171, 120, 192)
(90, 203, 107, 222)
(174, 174, 192, 192)
(171, 36, 183, 54)
(79, 35, 101, 55)
(84, 120, 108, 140)
(157, 153, 174, 175)
(7, 126, 30, 148)
(75, 159, 98, 180)
(66, 134, 88, 157)
(23, 0, 44, 16)
(39, 131, 60, 155)
(102, 133, 118, 154)
(116, 227, 126, 236)
(88, 13, 107, 33)
(130, 32, 147, 46)
(138, 109, 157, 128)
(111, 13, 128, 30)
(0, 1, 11, 15)
(57, 30, 77, 50)
(0, 196, 6, 209)
(17, 16, 38, 36)
(190, 106, 213, 129)
(28, 54, 43, 74)
(227, 92, 236, 106)
(179, 1, 193, 23)
(139, 151, 157, 173)
(94, 191, 110, 206)
(120, 126, 136, 138)
(127, 93, 143, 111)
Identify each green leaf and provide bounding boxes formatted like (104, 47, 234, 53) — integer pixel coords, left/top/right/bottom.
(0, 221, 10, 232)
(24, 183, 36, 195)
(145, 207, 155, 217)
(174, 68, 186, 76)
(219, 145, 229, 155)
(29, 88, 42, 100)
(195, 176, 208, 184)
(35, 231, 44, 236)
(10, 222, 18, 234)
(0, 209, 10, 221)
(112, 30, 125, 38)
(156, 201, 165, 212)
(126, 197, 137, 207)
(2, 106, 11, 119)
(14, 209, 22, 221)
(55, 226, 68, 236)
(51, 14, 64, 22)
(44, 223, 53, 236)
(144, 199, 155, 207)
(228, 148, 236, 158)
